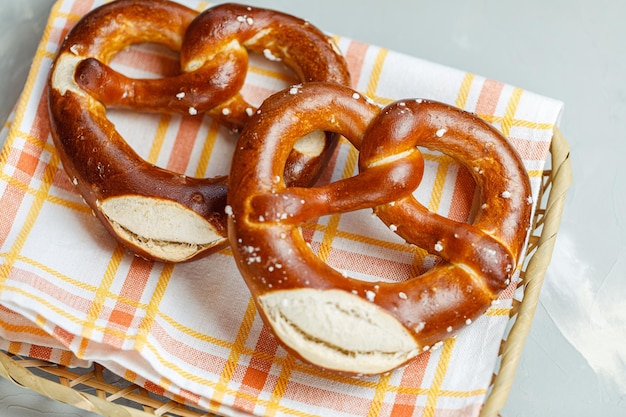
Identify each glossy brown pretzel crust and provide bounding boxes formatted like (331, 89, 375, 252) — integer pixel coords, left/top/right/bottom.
(227, 82, 533, 375)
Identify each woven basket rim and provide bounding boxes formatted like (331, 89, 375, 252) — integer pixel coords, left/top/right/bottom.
(0, 129, 572, 417)
(480, 127, 572, 417)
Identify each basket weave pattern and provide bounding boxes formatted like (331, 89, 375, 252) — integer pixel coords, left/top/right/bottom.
(0, 130, 571, 417)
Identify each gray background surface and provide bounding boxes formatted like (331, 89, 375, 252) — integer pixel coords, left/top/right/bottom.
(1, 0, 625, 416)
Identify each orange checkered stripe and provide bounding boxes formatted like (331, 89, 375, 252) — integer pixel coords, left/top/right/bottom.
(0, 1, 561, 416)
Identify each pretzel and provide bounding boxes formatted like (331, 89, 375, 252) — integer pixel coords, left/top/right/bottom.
(47, 0, 350, 262)
(227, 83, 533, 375)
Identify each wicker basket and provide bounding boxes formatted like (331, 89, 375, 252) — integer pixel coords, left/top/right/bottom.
(0, 129, 572, 417)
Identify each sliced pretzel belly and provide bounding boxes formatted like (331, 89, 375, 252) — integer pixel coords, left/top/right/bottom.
(48, 85, 229, 262)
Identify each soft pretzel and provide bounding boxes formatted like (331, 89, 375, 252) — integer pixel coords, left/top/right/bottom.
(227, 83, 533, 375)
(47, 0, 350, 262)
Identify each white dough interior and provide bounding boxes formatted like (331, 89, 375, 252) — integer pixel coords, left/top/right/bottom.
(258, 288, 419, 374)
(293, 130, 326, 158)
(101, 196, 224, 262)
(50, 52, 85, 96)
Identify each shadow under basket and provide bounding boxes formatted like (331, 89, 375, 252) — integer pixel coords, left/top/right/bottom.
(0, 128, 573, 417)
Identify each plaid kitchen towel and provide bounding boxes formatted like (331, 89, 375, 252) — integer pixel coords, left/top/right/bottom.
(0, 0, 563, 415)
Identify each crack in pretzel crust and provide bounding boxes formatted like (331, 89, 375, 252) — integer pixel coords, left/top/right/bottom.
(50, 53, 85, 97)
(258, 289, 419, 375)
(292, 130, 326, 158)
(101, 196, 225, 262)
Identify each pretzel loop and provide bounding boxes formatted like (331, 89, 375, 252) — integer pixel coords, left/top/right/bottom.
(230, 83, 426, 226)
(48, 0, 350, 262)
(228, 83, 533, 375)
(368, 100, 532, 290)
(74, 2, 350, 129)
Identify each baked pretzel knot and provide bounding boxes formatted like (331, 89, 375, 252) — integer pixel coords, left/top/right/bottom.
(227, 83, 533, 375)
(47, 0, 350, 262)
